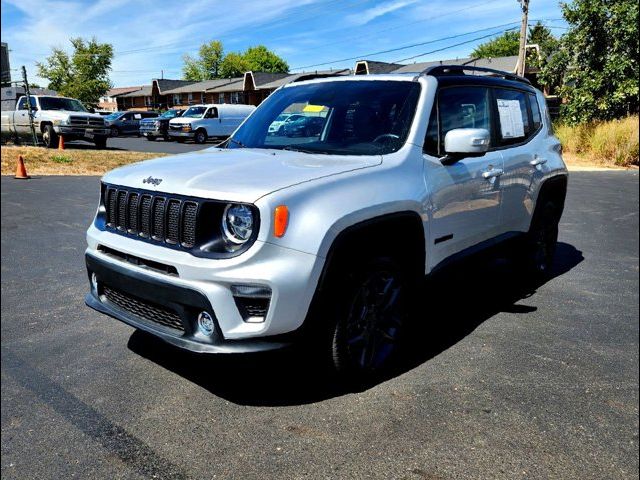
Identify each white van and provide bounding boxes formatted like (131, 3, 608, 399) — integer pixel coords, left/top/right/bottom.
(168, 104, 256, 143)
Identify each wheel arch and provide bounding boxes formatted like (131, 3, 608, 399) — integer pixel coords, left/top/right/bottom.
(316, 211, 425, 293)
(532, 173, 568, 227)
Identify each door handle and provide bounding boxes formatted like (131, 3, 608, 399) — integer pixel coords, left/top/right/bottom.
(530, 157, 548, 166)
(482, 168, 504, 179)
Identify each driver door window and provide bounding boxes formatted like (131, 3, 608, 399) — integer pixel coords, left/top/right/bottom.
(422, 85, 504, 267)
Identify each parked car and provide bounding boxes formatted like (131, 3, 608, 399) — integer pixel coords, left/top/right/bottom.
(168, 104, 255, 143)
(139, 109, 184, 141)
(267, 113, 304, 135)
(85, 66, 567, 379)
(105, 111, 158, 137)
(283, 115, 326, 137)
(1, 95, 109, 148)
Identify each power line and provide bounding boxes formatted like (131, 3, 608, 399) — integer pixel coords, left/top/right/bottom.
(393, 28, 518, 63)
(291, 21, 521, 70)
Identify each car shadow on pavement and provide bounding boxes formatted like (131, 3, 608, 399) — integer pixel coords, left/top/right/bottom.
(127, 242, 584, 407)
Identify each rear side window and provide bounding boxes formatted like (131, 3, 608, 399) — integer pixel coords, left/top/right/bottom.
(494, 88, 531, 146)
(424, 86, 491, 157)
(529, 93, 542, 130)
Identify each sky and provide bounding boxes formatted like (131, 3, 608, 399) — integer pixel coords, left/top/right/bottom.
(0, 0, 567, 88)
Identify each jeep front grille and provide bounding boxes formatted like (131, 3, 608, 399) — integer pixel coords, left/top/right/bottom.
(104, 186, 198, 249)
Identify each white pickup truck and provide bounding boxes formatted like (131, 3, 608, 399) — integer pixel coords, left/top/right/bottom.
(168, 104, 255, 144)
(1, 95, 109, 148)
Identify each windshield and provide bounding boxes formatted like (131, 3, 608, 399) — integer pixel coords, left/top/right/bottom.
(182, 106, 207, 118)
(105, 112, 123, 121)
(160, 110, 180, 118)
(39, 97, 88, 112)
(227, 80, 420, 155)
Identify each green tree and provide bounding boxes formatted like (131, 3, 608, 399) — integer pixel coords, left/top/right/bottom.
(182, 41, 289, 80)
(471, 30, 520, 58)
(219, 52, 250, 78)
(37, 37, 113, 108)
(242, 45, 289, 73)
(182, 40, 224, 81)
(550, 0, 639, 123)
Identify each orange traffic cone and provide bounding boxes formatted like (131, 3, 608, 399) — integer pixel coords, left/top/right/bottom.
(58, 135, 65, 150)
(15, 155, 30, 179)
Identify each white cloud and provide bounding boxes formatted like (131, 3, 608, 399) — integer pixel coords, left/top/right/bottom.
(346, 0, 418, 26)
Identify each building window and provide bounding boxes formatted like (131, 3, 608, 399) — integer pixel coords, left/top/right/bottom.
(218, 93, 225, 104)
(173, 94, 180, 105)
(188, 92, 193, 104)
(230, 92, 241, 104)
(145, 96, 152, 106)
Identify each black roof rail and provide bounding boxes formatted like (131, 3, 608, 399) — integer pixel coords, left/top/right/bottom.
(419, 64, 531, 85)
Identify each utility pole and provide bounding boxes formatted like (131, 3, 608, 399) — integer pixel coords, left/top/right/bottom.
(21, 65, 39, 146)
(516, 0, 530, 77)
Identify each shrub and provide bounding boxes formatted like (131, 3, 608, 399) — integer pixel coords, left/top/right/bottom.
(554, 115, 639, 167)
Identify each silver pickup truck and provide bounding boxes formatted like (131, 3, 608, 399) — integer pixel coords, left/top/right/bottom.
(1, 95, 109, 148)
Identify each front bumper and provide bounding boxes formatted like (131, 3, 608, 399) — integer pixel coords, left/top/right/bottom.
(85, 253, 298, 353)
(85, 223, 324, 350)
(56, 126, 109, 136)
(140, 126, 163, 136)
(168, 131, 194, 138)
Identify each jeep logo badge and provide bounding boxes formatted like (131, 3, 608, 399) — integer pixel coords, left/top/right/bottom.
(142, 176, 162, 186)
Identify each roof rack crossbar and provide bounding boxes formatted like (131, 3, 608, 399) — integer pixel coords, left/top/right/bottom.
(419, 64, 531, 85)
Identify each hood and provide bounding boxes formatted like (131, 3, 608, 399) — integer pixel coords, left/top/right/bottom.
(102, 147, 382, 203)
(170, 117, 199, 125)
(48, 111, 103, 121)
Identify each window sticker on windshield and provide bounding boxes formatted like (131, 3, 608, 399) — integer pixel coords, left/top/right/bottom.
(496, 99, 525, 138)
(134, 113, 142, 119)
(303, 104, 326, 113)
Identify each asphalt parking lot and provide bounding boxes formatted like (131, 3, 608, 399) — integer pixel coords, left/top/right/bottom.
(1, 171, 638, 479)
(60, 136, 212, 154)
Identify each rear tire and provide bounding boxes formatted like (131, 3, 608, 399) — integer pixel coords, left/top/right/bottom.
(518, 199, 559, 279)
(146, 135, 156, 141)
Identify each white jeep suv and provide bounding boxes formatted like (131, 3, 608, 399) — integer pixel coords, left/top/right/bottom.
(85, 66, 567, 377)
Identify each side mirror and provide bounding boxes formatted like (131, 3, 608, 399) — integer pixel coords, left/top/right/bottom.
(442, 128, 490, 164)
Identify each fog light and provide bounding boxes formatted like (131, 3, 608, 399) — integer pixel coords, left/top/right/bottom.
(197, 311, 215, 336)
(231, 285, 271, 298)
(91, 273, 98, 291)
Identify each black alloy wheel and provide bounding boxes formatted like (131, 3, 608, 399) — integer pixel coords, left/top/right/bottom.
(331, 258, 408, 376)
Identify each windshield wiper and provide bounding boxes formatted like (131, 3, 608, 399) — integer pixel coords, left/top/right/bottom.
(227, 137, 246, 148)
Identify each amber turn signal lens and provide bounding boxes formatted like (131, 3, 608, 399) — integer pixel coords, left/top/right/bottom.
(274, 205, 289, 238)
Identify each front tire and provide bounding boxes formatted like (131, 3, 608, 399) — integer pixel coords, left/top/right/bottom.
(42, 124, 58, 149)
(94, 136, 107, 149)
(146, 135, 156, 141)
(194, 129, 208, 144)
(329, 257, 410, 378)
(110, 127, 119, 137)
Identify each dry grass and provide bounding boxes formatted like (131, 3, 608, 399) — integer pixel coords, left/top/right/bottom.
(1, 146, 168, 176)
(556, 115, 639, 168)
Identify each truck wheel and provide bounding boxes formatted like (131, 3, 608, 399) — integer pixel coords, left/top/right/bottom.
(146, 135, 156, 141)
(194, 129, 208, 144)
(110, 127, 119, 137)
(327, 257, 410, 379)
(518, 199, 559, 279)
(42, 124, 58, 149)
(94, 136, 107, 149)
(163, 135, 171, 142)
